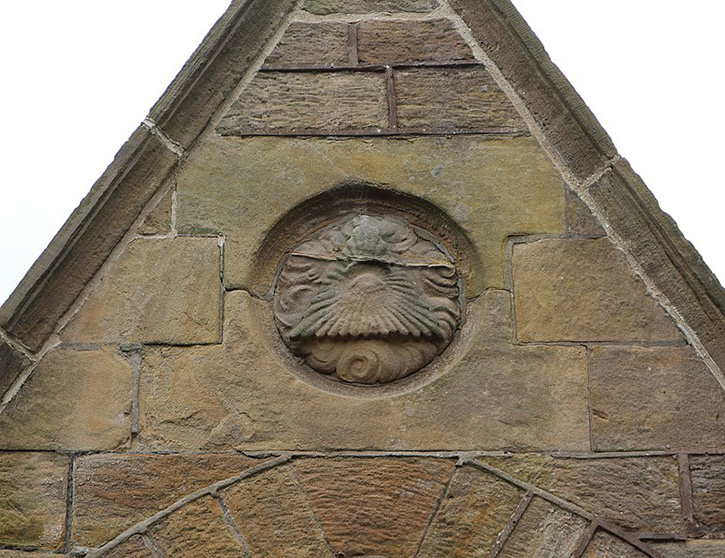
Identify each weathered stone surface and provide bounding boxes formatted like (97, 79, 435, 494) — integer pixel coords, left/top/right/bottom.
(691, 455, 725, 532)
(138, 189, 172, 236)
(651, 541, 725, 557)
(448, 0, 616, 181)
(304, 0, 438, 14)
(566, 187, 605, 237)
(590, 347, 725, 450)
(2, 128, 178, 353)
(498, 497, 588, 558)
(0, 453, 68, 550)
(138, 290, 589, 451)
(101, 535, 156, 558)
(357, 19, 473, 64)
(61, 238, 221, 345)
(396, 66, 526, 130)
(0, 552, 56, 558)
(513, 238, 683, 343)
(418, 466, 523, 557)
(589, 159, 725, 380)
(73, 453, 259, 546)
(0, 347, 132, 451)
(217, 72, 388, 134)
(479, 454, 684, 535)
(221, 466, 332, 557)
(148, 0, 295, 148)
(176, 136, 565, 296)
(0, 339, 30, 397)
(294, 457, 453, 556)
(147, 496, 244, 557)
(583, 531, 648, 557)
(265, 22, 350, 66)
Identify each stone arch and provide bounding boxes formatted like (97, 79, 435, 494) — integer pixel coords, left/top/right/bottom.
(90, 455, 659, 558)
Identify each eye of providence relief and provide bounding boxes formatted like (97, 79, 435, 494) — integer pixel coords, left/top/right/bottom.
(273, 214, 462, 385)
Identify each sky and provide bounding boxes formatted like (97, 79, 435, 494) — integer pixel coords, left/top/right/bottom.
(0, 1, 723, 306)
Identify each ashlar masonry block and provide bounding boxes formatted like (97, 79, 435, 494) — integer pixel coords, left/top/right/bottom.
(265, 22, 350, 66)
(513, 238, 683, 343)
(0, 347, 133, 451)
(0, 452, 69, 550)
(304, 0, 438, 14)
(60, 237, 221, 345)
(590, 346, 725, 450)
(176, 135, 565, 297)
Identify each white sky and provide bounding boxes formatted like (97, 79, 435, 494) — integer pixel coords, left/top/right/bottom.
(0, 1, 723, 306)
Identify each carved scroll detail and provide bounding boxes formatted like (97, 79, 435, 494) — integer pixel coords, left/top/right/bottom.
(274, 215, 461, 385)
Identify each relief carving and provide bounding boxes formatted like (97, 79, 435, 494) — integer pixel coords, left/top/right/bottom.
(274, 215, 461, 385)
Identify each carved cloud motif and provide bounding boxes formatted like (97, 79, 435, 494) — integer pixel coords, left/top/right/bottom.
(274, 215, 461, 385)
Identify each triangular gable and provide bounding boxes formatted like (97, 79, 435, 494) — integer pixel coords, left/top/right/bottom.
(1, 1, 724, 556)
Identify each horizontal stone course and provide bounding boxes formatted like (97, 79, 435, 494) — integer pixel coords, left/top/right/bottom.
(304, 0, 438, 14)
(265, 22, 350, 66)
(217, 71, 389, 134)
(138, 289, 590, 451)
(513, 238, 683, 343)
(60, 237, 221, 345)
(395, 66, 526, 130)
(357, 19, 473, 64)
(0, 452, 68, 550)
(590, 346, 725, 450)
(0, 347, 132, 451)
(72, 453, 260, 546)
(177, 135, 565, 297)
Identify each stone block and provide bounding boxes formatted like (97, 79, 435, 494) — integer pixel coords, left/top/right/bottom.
(650, 541, 725, 557)
(0, 340, 30, 397)
(590, 347, 725, 451)
(357, 19, 473, 64)
(0, 453, 68, 550)
(137, 289, 590, 451)
(220, 466, 332, 557)
(304, 0, 438, 14)
(217, 72, 388, 134)
(265, 22, 350, 66)
(146, 496, 244, 558)
(418, 466, 523, 556)
(0, 552, 56, 558)
(498, 497, 588, 558)
(513, 238, 683, 343)
(138, 189, 172, 236)
(395, 66, 526, 130)
(176, 135, 565, 297)
(73, 453, 259, 546)
(690, 455, 725, 533)
(0, 347, 132, 451)
(294, 457, 453, 556)
(566, 187, 605, 237)
(479, 454, 684, 536)
(583, 531, 648, 557)
(60, 237, 221, 345)
(101, 535, 156, 558)
(2, 128, 178, 352)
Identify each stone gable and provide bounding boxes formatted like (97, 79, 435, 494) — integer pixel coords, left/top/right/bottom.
(0, 0, 723, 556)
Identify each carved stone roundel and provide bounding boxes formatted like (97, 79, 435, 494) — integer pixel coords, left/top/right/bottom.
(273, 215, 461, 385)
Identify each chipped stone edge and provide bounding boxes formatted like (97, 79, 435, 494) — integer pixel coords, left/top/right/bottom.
(441, 0, 725, 392)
